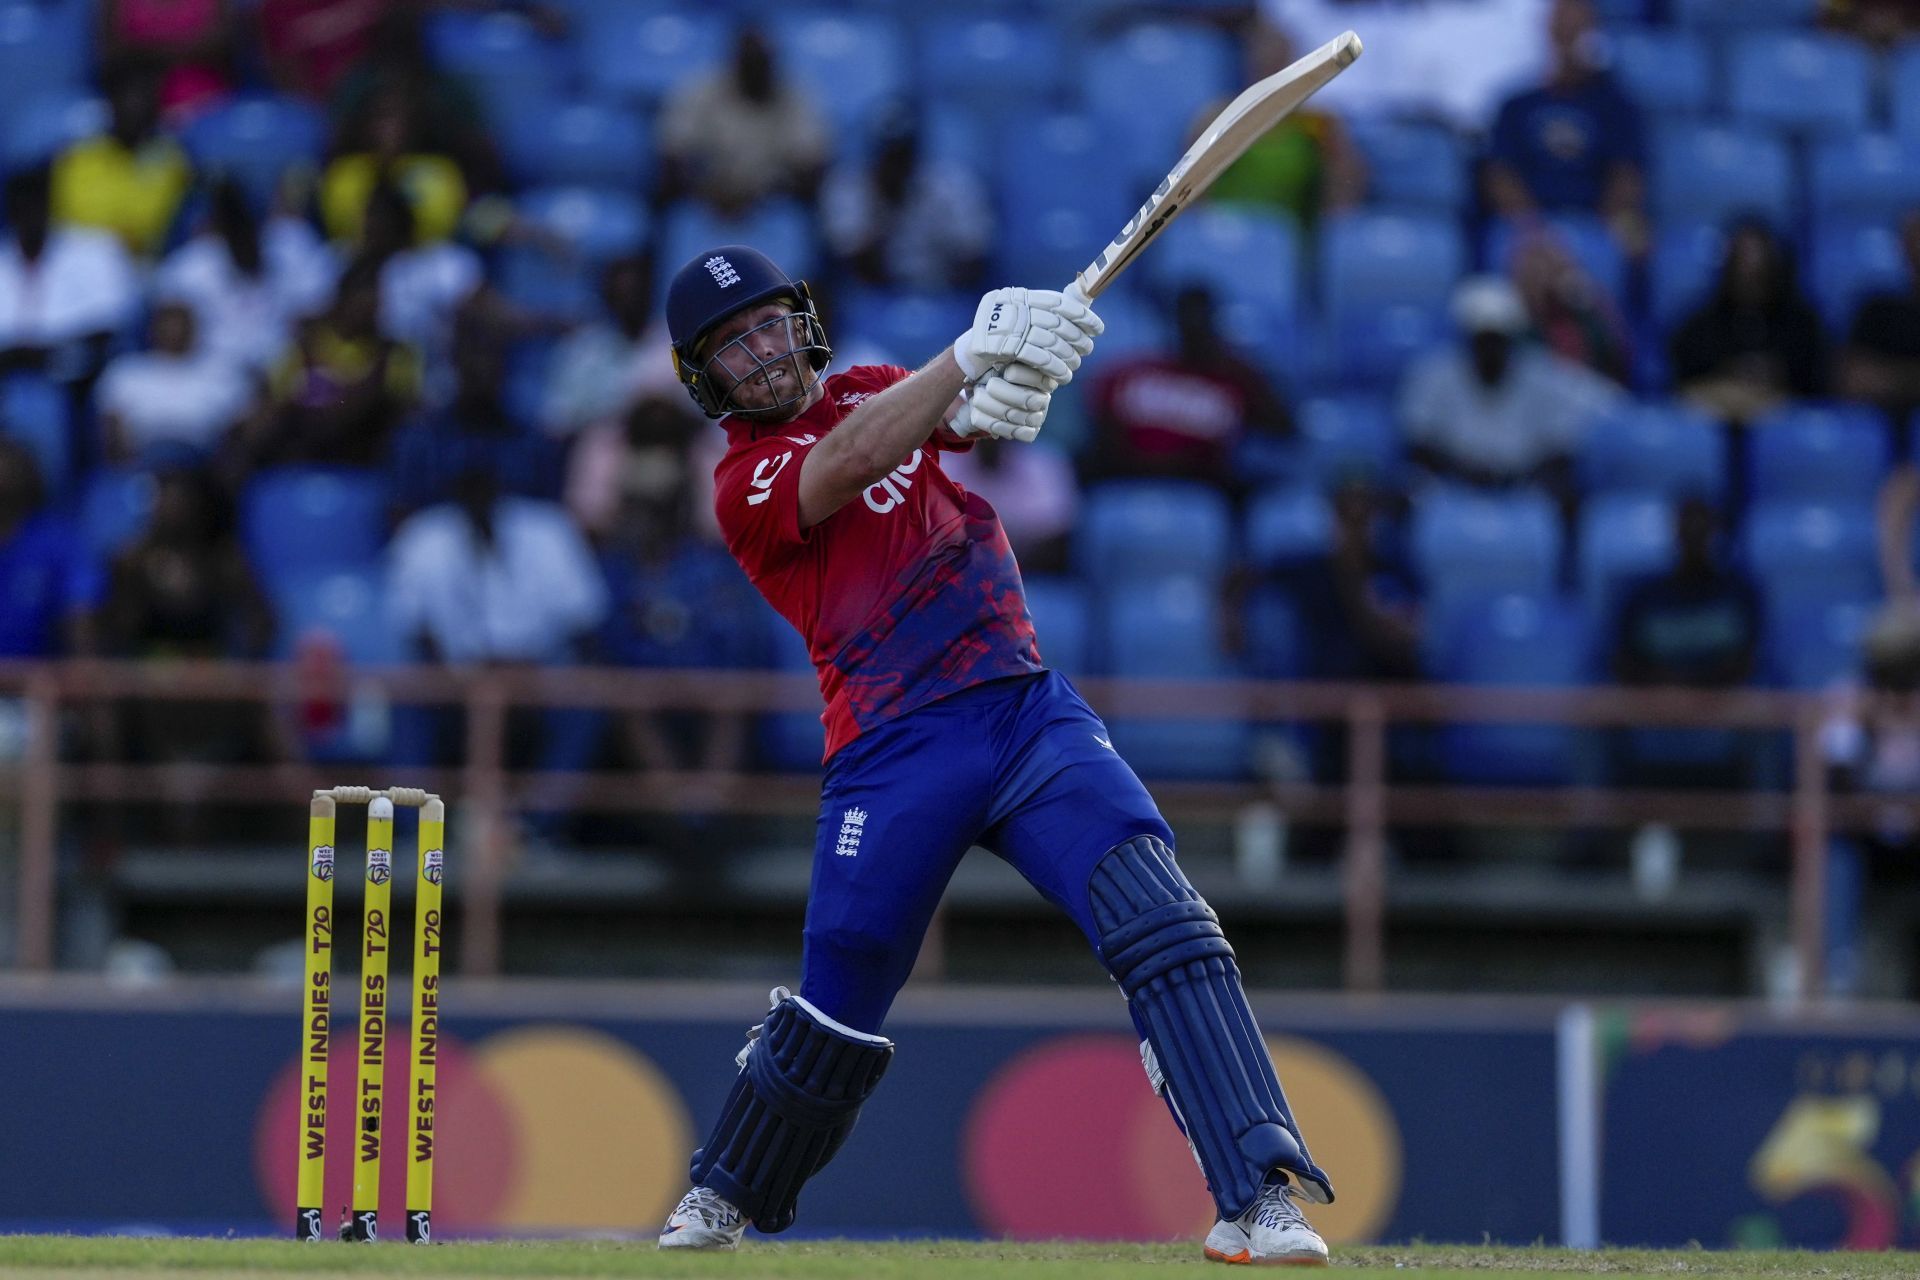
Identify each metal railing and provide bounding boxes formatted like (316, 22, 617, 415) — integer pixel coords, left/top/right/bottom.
(0, 659, 1897, 999)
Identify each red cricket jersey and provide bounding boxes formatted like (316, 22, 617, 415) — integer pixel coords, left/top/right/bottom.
(713, 364, 1043, 760)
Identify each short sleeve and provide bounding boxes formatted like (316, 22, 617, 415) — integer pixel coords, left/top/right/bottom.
(714, 433, 823, 570)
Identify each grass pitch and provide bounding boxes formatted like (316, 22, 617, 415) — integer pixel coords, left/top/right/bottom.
(0, 1236, 1913, 1280)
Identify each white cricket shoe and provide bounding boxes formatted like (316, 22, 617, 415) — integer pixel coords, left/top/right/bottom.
(658, 1185, 746, 1250)
(1204, 1178, 1329, 1267)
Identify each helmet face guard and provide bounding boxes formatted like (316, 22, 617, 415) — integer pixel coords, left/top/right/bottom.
(673, 298, 832, 420)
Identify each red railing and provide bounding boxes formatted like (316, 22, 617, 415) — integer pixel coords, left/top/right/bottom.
(0, 659, 1892, 998)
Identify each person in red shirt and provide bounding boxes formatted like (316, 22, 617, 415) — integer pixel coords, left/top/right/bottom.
(655, 247, 1333, 1266)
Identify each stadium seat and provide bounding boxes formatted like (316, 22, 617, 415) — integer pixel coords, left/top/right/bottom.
(1606, 27, 1713, 116)
(1077, 481, 1234, 589)
(1410, 486, 1563, 605)
(243, 468, 388, 580)
(1809, 135, 1920, 226)
(1243, 584, 1308, 681)
(1429, 594, 1594, 785)
(1297, 394, 1401, 487)
(1319, 212, 1464, 339)
(1648, 220, 1728, 328)
(1148, 207, 1300, 319)
(2, 91, 104, 170)
(1726, 32, 1871, 136)
(1318, 304, 1449, 389)
(996, 113, 1132, 284)
(1895, 46, 1920, 145)
(1580, 399, 1727, 499)
(1672, 0, 1819, 24)
(0, 374, 68, 495)
(1743, 501, 1879, 602)
(836, 290, 975, 369)
(1245, 485, 1333, 570)
(495, 99, 651, 190)
(0, 3, 85, 118)
(1807, 220, 1907, 332)
(1578, 493, 1675, 619)
(1084, 23, 1237, 185)
(1022, 575, 1093, 675)
(1348, 119, 1468, 212)
(427, 9, 567, 105)
(581, 10, 732, 104)
(656, 199, 815, 307)
(501, 188, 650, 318)
(767, 11, 909, 139)
(78, 468, 157, 557)
(1102, 576, 1249, 780)
(1767, 594, 1874, 689)
(1650, 123, 1793, 229)
(917, 16, 1067, 119)
(181, 95, 329, 208)
(270, 568, 398, 665)
(1483, 215, 1628, 309)
(1748, 404, 1891, 504)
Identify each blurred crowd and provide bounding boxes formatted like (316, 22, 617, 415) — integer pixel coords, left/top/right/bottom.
(1, 0, 1919, 861)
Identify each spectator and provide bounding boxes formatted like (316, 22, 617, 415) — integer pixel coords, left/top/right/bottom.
(0, 164, 139, 388)
(1485, 0, 1647, 253)
(325, 6, 501, 194)
(357, 183, 484, 399)
(1612, 497, 1761, 691)
(1670, 218, 1827, 425)
(657, 26, 831, 215)
(567, 393, 702, 544)
(940, 438, 1079, 575)
(1400, 275, 1620, 494)
(258, 256, 421, 466)
(0, 439, 96, 658)
(95, 300, 257, 466)
(99, 0, 238, 117)
(154, 178, 337, 375)
(259, 0, 392, 103)
(1839, 210, 1920, 428)
(1206, 18, 1365, 227)
(1282, 478, 1424, 681)
(1509, 230, 1630, 384)
(820, 102, 991, 291)
(52, 59, 194, 259)
(321, 85, 468, 246)
(389, 301, 561, 517)
(541, 253, 671, 440)
(1083, 285, 1293, 494)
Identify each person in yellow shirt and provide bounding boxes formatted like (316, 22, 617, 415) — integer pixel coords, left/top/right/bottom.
(52, 59, 193, 259)
(320, 86, 468, 246)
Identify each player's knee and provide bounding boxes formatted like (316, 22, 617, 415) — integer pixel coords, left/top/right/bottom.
(804, 925, 918, 1018)
(1087, 835, 1233, 997)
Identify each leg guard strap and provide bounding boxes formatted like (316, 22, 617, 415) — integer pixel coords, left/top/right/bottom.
(690, 990, 893, 1233)
(1091, 835, 1334, 1219)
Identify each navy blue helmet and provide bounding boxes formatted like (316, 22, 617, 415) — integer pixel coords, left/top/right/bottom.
(666, 245, 832, 419)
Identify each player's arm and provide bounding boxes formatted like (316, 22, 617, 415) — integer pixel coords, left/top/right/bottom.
(796, 352, 967, 528)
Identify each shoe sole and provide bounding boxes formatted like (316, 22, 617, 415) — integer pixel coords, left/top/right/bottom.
(1204, 1246, 1329, 1267)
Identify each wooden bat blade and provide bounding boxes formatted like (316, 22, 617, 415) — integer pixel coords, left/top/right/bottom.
(1072, 30, 1363, 302)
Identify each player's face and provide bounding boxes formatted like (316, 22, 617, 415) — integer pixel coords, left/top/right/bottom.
(702, 301, 820, 419)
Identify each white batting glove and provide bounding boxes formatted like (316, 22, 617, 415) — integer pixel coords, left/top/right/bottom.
(953, 287, 1103, 385)
(953, 362, 1058, 443)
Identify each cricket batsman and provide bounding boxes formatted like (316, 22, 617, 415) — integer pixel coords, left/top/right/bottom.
(655, 245, 1333, 1265)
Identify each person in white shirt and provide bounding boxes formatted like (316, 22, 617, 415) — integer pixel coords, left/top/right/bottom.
(95, 299, 257, 465)
(540, 253, 672, 440)
(0, 163, 138, 384)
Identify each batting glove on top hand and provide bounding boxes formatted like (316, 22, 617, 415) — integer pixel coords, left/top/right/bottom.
(951, 362, 1058, 443)
(953, 287, 1104, 385)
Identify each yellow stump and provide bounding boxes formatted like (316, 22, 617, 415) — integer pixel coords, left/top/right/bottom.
(295, 793, 337, 1242)
(406, 797, 445, 1244)
(349, 795, 395, 1241)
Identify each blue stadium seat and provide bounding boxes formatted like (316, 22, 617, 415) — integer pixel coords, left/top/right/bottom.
(1578, 493, 1674, 619)
(3, 91, 104, 170)
(1103, 576, 1249, 780)
(427, 9, 567, 104)
(0, 3, 85, 118)
(1022, 575, 1093, 675)
(919, 103, 989, 172)
(1084, 23, 1237, 184)
(79, 468, 157, 556)
(271, 568, 398, 665)
(1297, 394, 1401, 487)
(1245, 485, 1333, 570)
(1650, 123, 1793, 229)
(1808, 220, 1907, 332)
(1483, 215, 1628, 308)
(1320, 212, 1464, 324)
(1148, 207, 1300, 319)
(1810, 135, 1920, 226)
(1748, 403, 1891, 504)
(1077, 481, 1234, 589)
(1243, 584, 1308, 681)
(1606, 27, 1712, 116)
(1649, 220, 1727, 327)
(917, 17, 1067, 119)
(582, 10, 732, 104)
(1743, 501, 1879, 602)
(1768, 594, 1875, 689)
(495, 99, 650, 190)
(767, 12, 909, 138)
(181, 95, 329, 208)
(1211, 298, 1298, 385)
(996, 113, 1132, 283)
(1, 374, 68, 494)
(1672, 0, 1819, 24)
(1896, 46, 1920, 145)
(1727, 32, 1871, 136)
(656, 199, 815, 306)
(244, 468, 388, 580)
(1411, 486, 1562, 605)
(1318, 304, 1450, 389)
(501, 188, 650, 318)
(1581, 399, 1726, 499)
(1430, 594, 1594, 785)
(1348, 119, 1468, 212)
(836, 290, 975, 369)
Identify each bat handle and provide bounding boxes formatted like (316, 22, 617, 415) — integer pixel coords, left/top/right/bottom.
(1065, 279, 1092, 307)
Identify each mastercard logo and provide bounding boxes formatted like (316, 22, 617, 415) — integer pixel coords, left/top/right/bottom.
(254, 1026, 693, 1233)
